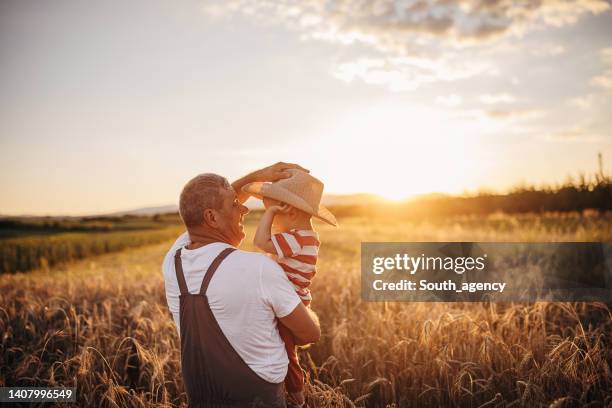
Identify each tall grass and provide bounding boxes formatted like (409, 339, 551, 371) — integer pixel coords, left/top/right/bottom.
(0, 227, 183, 274)
(1, 214, 610, 407)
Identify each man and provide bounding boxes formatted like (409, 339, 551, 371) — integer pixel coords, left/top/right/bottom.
(163, 162, 321, 408)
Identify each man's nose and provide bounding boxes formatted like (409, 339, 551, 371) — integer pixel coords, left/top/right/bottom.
(240, 204, 249, 215)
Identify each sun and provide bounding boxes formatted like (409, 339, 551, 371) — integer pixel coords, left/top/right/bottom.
(379, 190, 411, 201)
(308, 102, 484, 199)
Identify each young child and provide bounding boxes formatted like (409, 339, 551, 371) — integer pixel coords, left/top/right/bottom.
(242, 169, 337, 407)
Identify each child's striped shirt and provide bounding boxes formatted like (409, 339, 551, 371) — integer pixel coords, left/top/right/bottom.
(270, 229, 319, 306)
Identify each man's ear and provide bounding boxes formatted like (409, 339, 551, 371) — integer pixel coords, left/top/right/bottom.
(202, 208, 218, 228)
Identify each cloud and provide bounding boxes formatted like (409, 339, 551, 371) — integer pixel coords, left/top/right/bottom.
(486, 108, 544, 120)
(535, 0, 610, 26)
(436, 94, 463, 106)
(529, 44, 567, 57)
(590, 69, 612, 90)
(204, 0, 610, 47)
(479, 93, 516, 104)
(332, 55, 493, 91)
(567, 94, 597, 109)
(546, 127, 605, 142)
(588, 48, 612, 90)
(601, 47, 612, 64)
(204, 0, 610, 90)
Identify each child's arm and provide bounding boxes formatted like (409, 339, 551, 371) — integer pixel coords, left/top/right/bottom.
(254, 204, 290, 254)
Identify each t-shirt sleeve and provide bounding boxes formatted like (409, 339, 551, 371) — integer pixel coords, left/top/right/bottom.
(270, 232, 302, 258)
(259, 257, 301, 318)
(172, 231, 190, 249)
(162, 231, 192, 336)
(162, 245, 182, 335)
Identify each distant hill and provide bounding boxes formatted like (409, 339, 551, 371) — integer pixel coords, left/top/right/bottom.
(107, 193, 386, 216)
(109, 205, 178, 216)
(322, 193, 385, 206)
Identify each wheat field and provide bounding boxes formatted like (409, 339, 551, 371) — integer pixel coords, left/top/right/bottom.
(1, 214, 611, 407)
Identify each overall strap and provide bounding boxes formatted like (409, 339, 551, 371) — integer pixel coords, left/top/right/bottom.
(174, 248, 189, 295)
(200, 247, 236, 295)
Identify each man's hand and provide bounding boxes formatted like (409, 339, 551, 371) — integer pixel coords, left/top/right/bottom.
(252, 162, 310, 183)
(278, 303, 321, 346)
(232, 162, 310, 203)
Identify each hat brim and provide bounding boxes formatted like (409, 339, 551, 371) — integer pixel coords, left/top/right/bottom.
(242, 182, 338, 227)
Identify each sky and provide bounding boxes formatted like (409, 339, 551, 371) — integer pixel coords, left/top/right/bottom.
(1, 0, 611, 215)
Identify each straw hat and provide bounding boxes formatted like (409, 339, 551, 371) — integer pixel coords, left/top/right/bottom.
(242, 169, 338, 226)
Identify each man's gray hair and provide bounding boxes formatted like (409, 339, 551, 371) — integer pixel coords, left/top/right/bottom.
(179, 173, 230, 228)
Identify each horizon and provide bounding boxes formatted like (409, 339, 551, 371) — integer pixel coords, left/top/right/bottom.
(1, 0, 611, 215)
(1, 167, 608, 217)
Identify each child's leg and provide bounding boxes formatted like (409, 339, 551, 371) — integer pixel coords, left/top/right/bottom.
(278, 321, 304, 394)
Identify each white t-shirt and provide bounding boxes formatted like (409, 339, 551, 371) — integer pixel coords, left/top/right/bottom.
(162, 232, 301, 384)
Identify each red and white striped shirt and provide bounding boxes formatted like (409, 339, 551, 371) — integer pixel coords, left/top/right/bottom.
(270, 229, 319, 306)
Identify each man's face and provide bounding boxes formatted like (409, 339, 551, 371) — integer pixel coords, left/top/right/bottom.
(215, 186, 249, 246)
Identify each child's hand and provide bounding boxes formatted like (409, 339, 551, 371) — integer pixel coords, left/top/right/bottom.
(267, 203, 291, 214)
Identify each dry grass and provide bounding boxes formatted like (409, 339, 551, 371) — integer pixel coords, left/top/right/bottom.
(0, 226, 184, 273)
(1, 214, 611, 407)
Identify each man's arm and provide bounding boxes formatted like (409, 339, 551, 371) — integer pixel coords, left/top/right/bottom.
(259, 256, 320, 346)
(278, 303, 321, 346)
(232, 162, 309, 203)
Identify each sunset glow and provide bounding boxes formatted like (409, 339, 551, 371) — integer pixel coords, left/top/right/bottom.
(0, 0, 611, 215)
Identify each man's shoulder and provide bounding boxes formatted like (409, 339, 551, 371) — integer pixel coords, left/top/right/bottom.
(162, 231, 189, 260)
(229, 249, 283, 272)
(160, 233, 284, 277)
